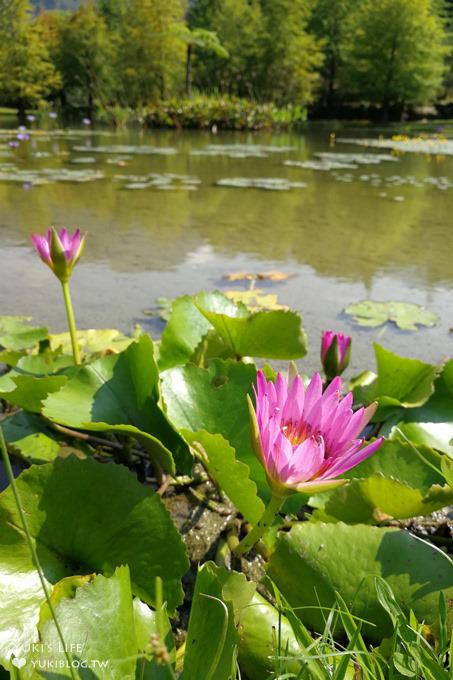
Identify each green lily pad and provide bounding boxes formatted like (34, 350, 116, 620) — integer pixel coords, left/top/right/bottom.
(310, 474, 453, 524)
(158, 295, 212, 370)
(387, 360, 453, 457)
(237, 593, 307, 680)
(268, 522, 453, 642)
(48, 328, 133, 355)
(344, 300, 438, 331)
(43, 335, 191, 474)
(22, 566, 137, 679)
(353, 344, 439, 420)
(0, 411, 61, 463)
(162, 360, 268, 498)
(0, 372, 68, 412)
(0, 455, 189, 669)
(183, 562, 255, 680)
(309, 438, 452, 522)
(195, 291, 307, 360)
(0, 316, 48, 351)
(182, 430, 265, 525)
(159, 291, 307, 368)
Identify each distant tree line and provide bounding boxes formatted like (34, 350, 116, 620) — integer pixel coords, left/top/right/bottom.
(0, 0, 451, 121)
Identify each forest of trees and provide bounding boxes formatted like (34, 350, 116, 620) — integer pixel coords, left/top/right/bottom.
(0, 0, 452, 121)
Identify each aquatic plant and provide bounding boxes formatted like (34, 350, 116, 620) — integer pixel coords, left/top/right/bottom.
(321, 330, 352, 379)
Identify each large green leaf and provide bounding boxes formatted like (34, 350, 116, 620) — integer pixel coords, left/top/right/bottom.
(182, 430, 265, 525)
(344, 300, 438, 331)
(0, 456, 189, 669)
(354, 344, 439, 420)
(388, 360, 453, 457)
(1, 411, 61, 463)
(22, 566, 137, 679)
(43, 334, 191, 474)
(343, 438, 446, 492)
(162, 360, 268, 497)
(183, 562, 255, 680)
(309, 437, 452, 522)
(0, 316, 48, 351)
(158, 291, 307, 369)
(49, 328, 133, 355)
(268, 522, 453, 642)
(237, 593, 304, 680)
(158, 295, 212, 370)
(0, 372, 68, 412)
(310, 474, 453, 523)
(195, 291, 307, 359)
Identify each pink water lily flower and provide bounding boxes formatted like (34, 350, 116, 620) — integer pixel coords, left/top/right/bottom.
(248, 368, 383, 495)
(321, 330, 352, 380)
(31, 227, 86, 283)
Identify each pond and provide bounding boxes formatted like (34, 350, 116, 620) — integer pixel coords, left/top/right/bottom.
(1, 118, 452, 373)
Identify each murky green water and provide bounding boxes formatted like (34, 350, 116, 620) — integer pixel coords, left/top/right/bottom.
(1, 118, 452, 372)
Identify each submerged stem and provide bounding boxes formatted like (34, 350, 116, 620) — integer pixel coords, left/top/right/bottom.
(61, 280, 80, 365)
(0, 427, 77, 679)
(234, 492, 284, 557)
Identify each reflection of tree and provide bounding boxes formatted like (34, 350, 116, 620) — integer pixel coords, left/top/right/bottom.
(1, 130, 453, 287)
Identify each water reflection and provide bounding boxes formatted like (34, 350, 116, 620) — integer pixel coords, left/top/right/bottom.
(0, 122, 452, 369)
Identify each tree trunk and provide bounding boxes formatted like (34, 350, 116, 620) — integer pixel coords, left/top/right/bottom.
(16, 100, 26, 125)
(185, 43, 192, 97)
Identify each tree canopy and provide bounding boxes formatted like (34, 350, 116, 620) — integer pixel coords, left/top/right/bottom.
(1, 0, 451, 119)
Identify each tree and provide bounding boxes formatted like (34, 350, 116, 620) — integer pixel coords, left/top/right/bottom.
(98, 0, 187, 108)
(189, 0, 265, 99)
(310, 0, 360, 110)
(257, 0, 324, 106)
(0, 0, 61, 113)
(55, 2, 115, 116)
(172, 25, 228, 96)
(341, 0, 448, 119)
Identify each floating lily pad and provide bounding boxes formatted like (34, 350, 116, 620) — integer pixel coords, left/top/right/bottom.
(0, 166, 103, 185)
(216, 177, 306, 190)
(70, 156, 97, 164)
(344, 300, 438, 331)
(191, 144, 294, 158)
(284, 159, 358, 171)
(115, 172, 200, 191)
(72, 144, 177, 155)
(224, 289, 287, 310)
(338, 135, 453, 156)
(223, 271, 293, 282)
(0, 316, 48, 350)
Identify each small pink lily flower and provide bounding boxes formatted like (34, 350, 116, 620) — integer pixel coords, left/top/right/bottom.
(248, 368, 383, 496)
(321, 330, 352, 380)
(31, 227, 86, 283)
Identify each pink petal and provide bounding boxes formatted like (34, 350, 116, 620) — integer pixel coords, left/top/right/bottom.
(31, 234, 52, 264)
(281, 374, 304, 424)
(320, 437, 384, 478)
(321, 331, 334, 361)
(284, 435, 325, 484)
(303, 373, 323, 420)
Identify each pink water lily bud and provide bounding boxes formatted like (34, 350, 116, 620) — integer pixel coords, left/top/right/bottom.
(31, 227, 86, 282)
(321, 331, 352, 380)
(248, 368, 383, 496)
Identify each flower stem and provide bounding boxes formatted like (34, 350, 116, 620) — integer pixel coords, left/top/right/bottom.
(61, 280, 80, 365)
(234, 492, 284, 557)
(0, 427, 77, 679)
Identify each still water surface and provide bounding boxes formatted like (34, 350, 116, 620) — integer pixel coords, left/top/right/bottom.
(1, 121, 452, 372)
